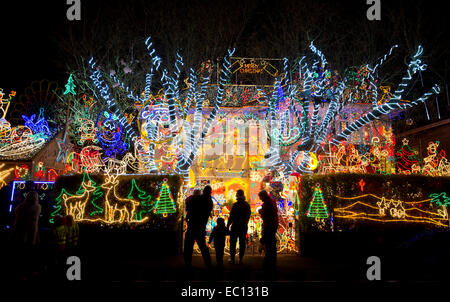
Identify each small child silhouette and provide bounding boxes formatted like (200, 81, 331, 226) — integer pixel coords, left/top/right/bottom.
(208, 217, 229, 268)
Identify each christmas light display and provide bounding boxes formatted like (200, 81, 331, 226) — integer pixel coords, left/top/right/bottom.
(96, 110, 127, 157)
(153, 178, 176, 217)
(14, 164, 30, 180)
(0, 127, 46, 159)
(0, 164, 14, 188)
(21, 108, 52, 138)
(2, 37, 445, 256)
(64, 74, 76, 96)
(422, 141, 442, 176)
(52, 173, 168, 224)
(0, 88, 16, 119)
(396, 138, 419, 174)
(10, 181, 55, 226)
(306, 184, 329, 219)
(60, 178, 98, 220)
(101, 174, 141, 223)
(34, 162, 45, 179)
(334, 193, 449, 227)
(78, 118, 97, 145)
(264, 44, 439, 176)
(430, 192, 450, 207)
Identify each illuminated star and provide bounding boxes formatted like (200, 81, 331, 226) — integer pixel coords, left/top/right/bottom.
(56, 135, 73, 163)
(402, 138, 409, 146)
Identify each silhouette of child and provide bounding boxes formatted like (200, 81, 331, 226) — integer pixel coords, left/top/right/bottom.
(64, 215, 79, 254)
(208, 217, 229, 267)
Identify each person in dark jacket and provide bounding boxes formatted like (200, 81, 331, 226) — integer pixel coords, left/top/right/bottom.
(208, 217, 229, 268)
(184, 186, 213, 269)
(11, 191, 41, 279)
(185, 189, 201, 223)
(258, 190, 278, 272)
(227, 189, 251, 264)
(65, 215, 79, 254)
(12, 191, 41, 247)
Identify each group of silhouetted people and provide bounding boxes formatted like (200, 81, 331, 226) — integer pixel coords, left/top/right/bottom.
(9, 191, 79, 279)
(184, 187, 279, 273)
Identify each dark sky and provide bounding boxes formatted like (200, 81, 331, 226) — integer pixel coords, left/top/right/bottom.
(0, 0, 448, 99)
(1, 1, 68, 92)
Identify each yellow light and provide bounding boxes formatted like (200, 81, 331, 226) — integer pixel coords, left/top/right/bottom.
(189, 168, 195, 188)
(308, 152, 318, 170)
(60, 174, 151, 224)
(0, 164, 14, 189)
(334, 194, 448, 227)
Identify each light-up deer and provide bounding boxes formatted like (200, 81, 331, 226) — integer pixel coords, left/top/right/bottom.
(101, 174, 139, 223)
(61, 180, 96, 220)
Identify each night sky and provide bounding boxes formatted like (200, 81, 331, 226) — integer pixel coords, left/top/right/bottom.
(1, 0, 448, 117)
(1, 1, 67, 91)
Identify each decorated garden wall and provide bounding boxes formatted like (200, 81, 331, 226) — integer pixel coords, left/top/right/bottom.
(51, 173, 183, 231)
(297, 173, 450, 255)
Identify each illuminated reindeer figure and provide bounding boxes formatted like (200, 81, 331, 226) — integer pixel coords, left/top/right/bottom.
(101, 174, 139, 223)
(21, 108, 51, 137)
(61, 180, 96, 220)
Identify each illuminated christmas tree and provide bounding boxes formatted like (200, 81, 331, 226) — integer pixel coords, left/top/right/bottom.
(64, 74, 76, 96)
(153, 178, 176, 217)
(396, 138, 419, 174)
(307, 184, 329, 219)
(127, 178, 154, 221)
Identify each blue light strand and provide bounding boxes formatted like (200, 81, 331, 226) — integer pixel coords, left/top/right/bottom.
(436, 96, 441, 119)
(309, 102, 320, 139)
(309, 41, 327, 67)
(89, 57, 138, 143)
(197, 49, 235, 147)
(424, 101, 430, 120)
(161, 69, 177, 128)
(391, 45, 427, 102)
(108, 73, 142, 102)
(145, 36, 162, 71)
(172, 52, 184, 114)
(144, 36, 162, 101)
(175, 48, 235, 174)
(333, 84, 440, 144)
(189, 76, 210, 155)
(283, 57, 289, 83)
(183, 68, 197, 118)
(372, 45, 398, 74)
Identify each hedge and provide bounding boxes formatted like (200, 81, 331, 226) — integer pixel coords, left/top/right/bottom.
(51, 173, 183, 230)
(299, 173, 450, 233)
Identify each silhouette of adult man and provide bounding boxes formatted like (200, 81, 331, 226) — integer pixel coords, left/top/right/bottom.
(258, 190, 278, 273)
(185, 189, 201, 224)
(227, 189, 251, 264)
(184, 186, 213, 269)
